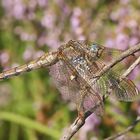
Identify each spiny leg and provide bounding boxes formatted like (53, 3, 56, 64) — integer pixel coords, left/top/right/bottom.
(76, 86, 92, 120)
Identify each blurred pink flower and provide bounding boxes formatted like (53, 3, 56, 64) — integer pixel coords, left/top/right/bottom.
(115, 33, 129, 50)
(0, 52, 10, 67)
(20, 32, 36, 41)
(28, 0, 37, 9)
(127, 20, 138, 29)
(79, 114, 101, 140)
(2, 0, 25, 19)
(78, 35, 86, 40)
(37, 0, 48, 7)
(71, 7, 82, 30)
(41, 11, 56, 29)
(62, 5, 71, 16)
(55, 0, 64, 7)
(73, 7, 82, 17)
(119, 8, 129, 18)
(46, 39, 60, 49)
(137, 82, 140, 91)
(37, 36, 47, 47)
(128, 66, 140, 80)
(71, 16, 80, 29)
(105, 39, 115, 48)
(110, 7, 129, 22)
(129, 37, 139, 46)
(13, 1, 25, 19)
(75, 27, 83, 35)
(120, 0, 130, 5)
(34, 51, 45, 59)
(23, 46, 35, 61)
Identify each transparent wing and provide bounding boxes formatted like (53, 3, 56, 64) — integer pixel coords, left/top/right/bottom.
(49, 60, 80, 103)
(107, 71, 140, 101)
(100, 47, 123, 60)
(91, 58, 140, 102)
(100, 47, 137, 72)
(81, 89, 104, 116)
(49, 60, 104, 116)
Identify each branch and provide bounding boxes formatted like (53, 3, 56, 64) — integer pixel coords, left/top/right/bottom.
(61, 100, 103, 140)
(62, 43, 140, 140)
(104, 56, 140, 140)
(95, 43, 140, 77)
(121, 56, 140, 79)
(61, 117, 85, 140)
(105, 116, 140, 140)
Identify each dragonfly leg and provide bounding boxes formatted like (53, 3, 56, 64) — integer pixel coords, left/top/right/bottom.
(77, 107, 85, 120)
(76, 95, 84, 119)
(77, 87, 90, 120)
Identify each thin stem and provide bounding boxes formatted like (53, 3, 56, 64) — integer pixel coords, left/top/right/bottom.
(121, 56, 140, 79)
(104, 56, 140, 140)
(61, 117, 85, 140)
(95, 44, 140, 77)
(105, 116, 140, 140)
(61, 98, 103, 140)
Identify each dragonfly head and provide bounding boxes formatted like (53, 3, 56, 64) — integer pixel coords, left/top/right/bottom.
(89, 43, 104, 59)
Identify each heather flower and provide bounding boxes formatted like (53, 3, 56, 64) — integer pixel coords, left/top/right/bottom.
(0, 52, 10, 65)
(41, 11, 56, 29)
(2, 0, 26, 19)
(129, 37, 139, 46)
(120, 0, 130, 5)
(105, 39, 115, 48)
(37, 0, 48, 7)
(115, 33, 129, 50)
(71, 16, 80, 29)
(23, 46, 35, 61)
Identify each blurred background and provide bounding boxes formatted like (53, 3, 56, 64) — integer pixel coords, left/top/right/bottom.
(0, 0, 140, 140)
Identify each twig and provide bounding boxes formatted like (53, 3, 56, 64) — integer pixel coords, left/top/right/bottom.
(61, 117, 85, 140)
(121, 56, 140, 78)
(61, 100, 103, 140)
(105, 116, 140, 140)
(104, 56, 140, 140)
(95, 44, 140, 77)
(62, 43, 140, 140)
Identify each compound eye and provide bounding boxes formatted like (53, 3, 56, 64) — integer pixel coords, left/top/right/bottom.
(90, 44, 99, 52)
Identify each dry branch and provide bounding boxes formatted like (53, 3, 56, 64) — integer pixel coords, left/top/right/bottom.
(105, 116, 140, 140)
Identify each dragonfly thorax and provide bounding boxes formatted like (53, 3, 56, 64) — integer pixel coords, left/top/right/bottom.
(71, 56, 91, 73)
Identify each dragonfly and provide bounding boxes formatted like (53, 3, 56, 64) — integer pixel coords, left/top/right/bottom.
(50, 40, 139, 117)
(0, 40, 139, 118)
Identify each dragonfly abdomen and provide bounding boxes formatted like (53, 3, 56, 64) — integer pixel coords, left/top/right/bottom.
(0, 52, 58, 80)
